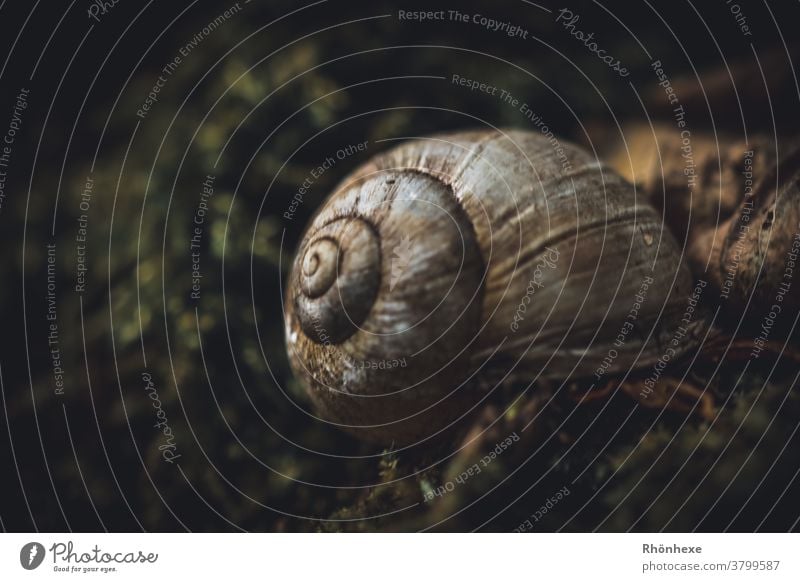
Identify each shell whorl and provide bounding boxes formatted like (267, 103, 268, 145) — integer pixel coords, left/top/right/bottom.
(285, 164, 485, 444)
(294, 217, 381, 344)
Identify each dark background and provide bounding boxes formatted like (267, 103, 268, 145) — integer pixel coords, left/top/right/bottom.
(0, 0, 798, 532)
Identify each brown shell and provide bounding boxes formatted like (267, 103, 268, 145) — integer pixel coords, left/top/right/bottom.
(285, 129, 702, 445)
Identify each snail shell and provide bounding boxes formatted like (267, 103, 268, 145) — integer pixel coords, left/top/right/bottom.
(285, 129, 701, 445)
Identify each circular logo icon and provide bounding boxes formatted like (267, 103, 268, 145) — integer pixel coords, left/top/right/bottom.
(20, 542, 45, 570)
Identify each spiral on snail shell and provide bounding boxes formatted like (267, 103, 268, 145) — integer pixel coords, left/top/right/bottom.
(285, 129, 702, 445)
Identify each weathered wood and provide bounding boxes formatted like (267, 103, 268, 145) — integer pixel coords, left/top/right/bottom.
(604, 123, 800, 318)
